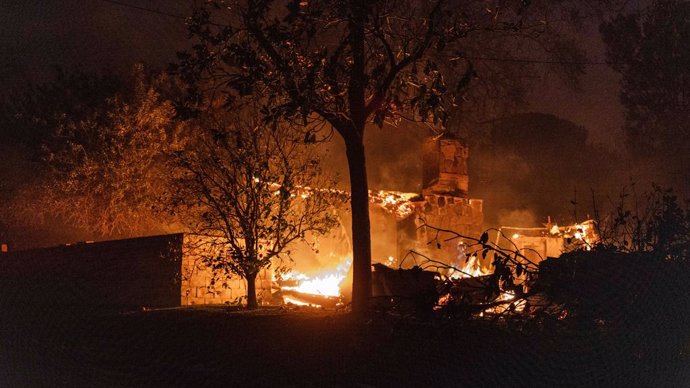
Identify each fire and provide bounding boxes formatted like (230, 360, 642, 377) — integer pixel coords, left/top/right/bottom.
(279, 258, 352, 298)
(284, 272, 343, 297)
(440, 245, 527, 315)
(369, 190, 418, 219)
(449, 254, 490, 279)
(485, 292, 527, 314)
(282, 296, 313, 306)
(572, 222, 596, 250)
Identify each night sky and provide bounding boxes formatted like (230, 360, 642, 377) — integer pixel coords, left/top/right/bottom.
(1, 0, 630, 146)
(1, 1, 188, 91)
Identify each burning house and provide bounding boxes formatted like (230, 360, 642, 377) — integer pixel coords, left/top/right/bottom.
(277, 135, 484, 306)
(497, 219, 599, 264)
(0, 136, 485, 308)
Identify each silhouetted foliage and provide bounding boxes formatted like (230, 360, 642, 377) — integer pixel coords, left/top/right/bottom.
(534, 185, 690, 337)
(396, 222, 540, 319)
(170, 110, 339, 308)
(469, 112, 623, 226)
(0, 68, 124, 160)
(601, 0, 690, 176)
(595, 184, 690, 260)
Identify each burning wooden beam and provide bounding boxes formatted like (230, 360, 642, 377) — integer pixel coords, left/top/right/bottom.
(280, 290, 341, 308)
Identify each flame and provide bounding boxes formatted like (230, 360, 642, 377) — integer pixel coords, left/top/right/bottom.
(444, 247, 525, 315)
(449, 254, 490, 279)
(285, 272, 343, 297)
(573, 222, 596, 250)
(280, 258, 352, 298)
(485, 292, 526, 314)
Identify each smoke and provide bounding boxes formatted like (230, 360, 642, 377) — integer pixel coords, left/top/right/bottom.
(497, 209, 539, 228)
(318, 122, 431, 193)
(468, 112, 632, 229)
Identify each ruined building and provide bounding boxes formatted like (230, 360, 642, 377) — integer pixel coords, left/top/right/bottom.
(0, 136, 484, 308)
(367, 135, 483, 268)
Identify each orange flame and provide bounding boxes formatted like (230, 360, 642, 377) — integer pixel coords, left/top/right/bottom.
(449, 254, 490, 279)
(280, 258, 352, 298)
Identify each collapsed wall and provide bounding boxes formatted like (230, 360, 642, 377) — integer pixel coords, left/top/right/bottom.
(378, 136, 484, 268)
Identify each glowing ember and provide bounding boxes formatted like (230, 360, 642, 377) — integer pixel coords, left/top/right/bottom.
(572, 222, 597, 250)
(442, 247, 525, 315)
(283, 296, 314, 306)
(369, 190, 419, 219)
(384, 256, 396, 267)
(275, 186, 420, 219)
(549, 224, 560, 235)
(485, 292, 526, 314)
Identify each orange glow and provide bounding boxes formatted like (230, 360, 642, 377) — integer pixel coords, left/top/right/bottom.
(449, 254, 490, 279)
(370, 190, 418, 219)
(283, 296, 314, 306)
(485, 292, 526, 314)
(279, 258, 351, 298)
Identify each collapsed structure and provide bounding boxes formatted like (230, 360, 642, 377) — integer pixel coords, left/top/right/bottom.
(0, 135, 487, 308)
(367, 136, 484, 268)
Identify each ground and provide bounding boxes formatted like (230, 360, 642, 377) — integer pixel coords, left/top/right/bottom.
(1, 304, 689, 387)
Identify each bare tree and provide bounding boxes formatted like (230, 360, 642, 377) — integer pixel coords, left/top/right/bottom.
(171, 109, 339, 309)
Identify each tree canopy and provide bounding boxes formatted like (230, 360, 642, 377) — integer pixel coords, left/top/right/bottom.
(174, 0, 621, 314)
(601, 0, 690, 172)
(0, 65, 185, 247)
(469, 112, 624, 226)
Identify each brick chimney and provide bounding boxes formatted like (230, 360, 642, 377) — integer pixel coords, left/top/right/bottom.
(422, 135, 469, 197)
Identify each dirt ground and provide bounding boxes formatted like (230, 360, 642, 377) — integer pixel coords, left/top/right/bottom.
(1, 305, 689, 387)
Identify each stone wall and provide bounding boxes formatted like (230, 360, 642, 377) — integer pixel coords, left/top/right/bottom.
(422, 137, 469, 197)
(0, 233, 278, 308)
(180, 234, 273, 306)
(397, 196, 483, 267)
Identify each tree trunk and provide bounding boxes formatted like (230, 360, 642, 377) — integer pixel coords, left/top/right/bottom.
(345, 137, 372, 316)
(246, 271, 259, 309)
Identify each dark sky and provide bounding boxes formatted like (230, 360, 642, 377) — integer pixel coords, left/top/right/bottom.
(1, 0, 633, 146)
(1, 1, 189, 88)
(527, 33, 624, 147)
